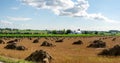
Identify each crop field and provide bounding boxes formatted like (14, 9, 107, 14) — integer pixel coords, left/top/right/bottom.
(0, 36, 120, 63)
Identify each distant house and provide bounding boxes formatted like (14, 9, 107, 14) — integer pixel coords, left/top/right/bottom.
(72, 29, 81, 34)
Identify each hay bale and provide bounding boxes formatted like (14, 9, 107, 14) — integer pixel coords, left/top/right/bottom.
(7, 39, 20, 44)
(29, 37, 32, 40)
(41, 41, 54, 47)
(25, 50, 52, 63)
(4, 43, 17, 49)
(33, 39, 39, 43)
(7, 40, 15, 44)
(0, 39, 5, 44)
(14, 39, 20, 42)
(16, 46, 27, 50)
(4, 43, 27, 51)
(55, 39, 63, 42)
(72, 40, 83, 45)
(112, 38, 116, 41)
(87, 40, 106, 48)
(98, 45, 120, 56)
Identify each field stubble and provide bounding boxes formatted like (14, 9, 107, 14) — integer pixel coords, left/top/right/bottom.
(0, 37, 120, 63)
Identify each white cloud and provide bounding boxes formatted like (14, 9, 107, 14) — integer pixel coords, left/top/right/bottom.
(21, 0, 117, 22)
(7, 16, 32, 21)
(86, 13, 118, 23)
(0, 20, 13, 25)
(11, 7, 19, 10)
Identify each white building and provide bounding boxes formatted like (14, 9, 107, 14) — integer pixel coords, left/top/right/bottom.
(72, 29, 81, 34)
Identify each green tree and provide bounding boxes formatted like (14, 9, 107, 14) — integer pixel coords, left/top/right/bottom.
(60, 29, 66, 34)
(66, 29, 72, 34)
(82, 31, 88, 34)
(52, 30, 57, 34)
(94, 31, 98, 35)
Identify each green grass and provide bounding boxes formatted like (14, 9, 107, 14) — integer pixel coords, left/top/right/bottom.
(0, 34, 102, 37)
(0, 56, 34, 63)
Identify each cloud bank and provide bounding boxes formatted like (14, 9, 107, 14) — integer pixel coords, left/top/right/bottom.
(21, 0, 116, 22)
(0, 20, 13, 25)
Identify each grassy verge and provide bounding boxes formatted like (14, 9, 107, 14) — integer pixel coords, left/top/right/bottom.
(0, 56, 33, 63)
(0, 34, 103, 37)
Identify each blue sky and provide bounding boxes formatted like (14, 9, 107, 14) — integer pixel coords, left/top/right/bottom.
(0, 0, 120, 31)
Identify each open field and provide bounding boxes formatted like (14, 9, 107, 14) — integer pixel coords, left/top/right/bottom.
(0, 36, 120, 63)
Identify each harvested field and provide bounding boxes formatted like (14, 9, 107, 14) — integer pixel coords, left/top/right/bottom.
(0, 36, 120, 63)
